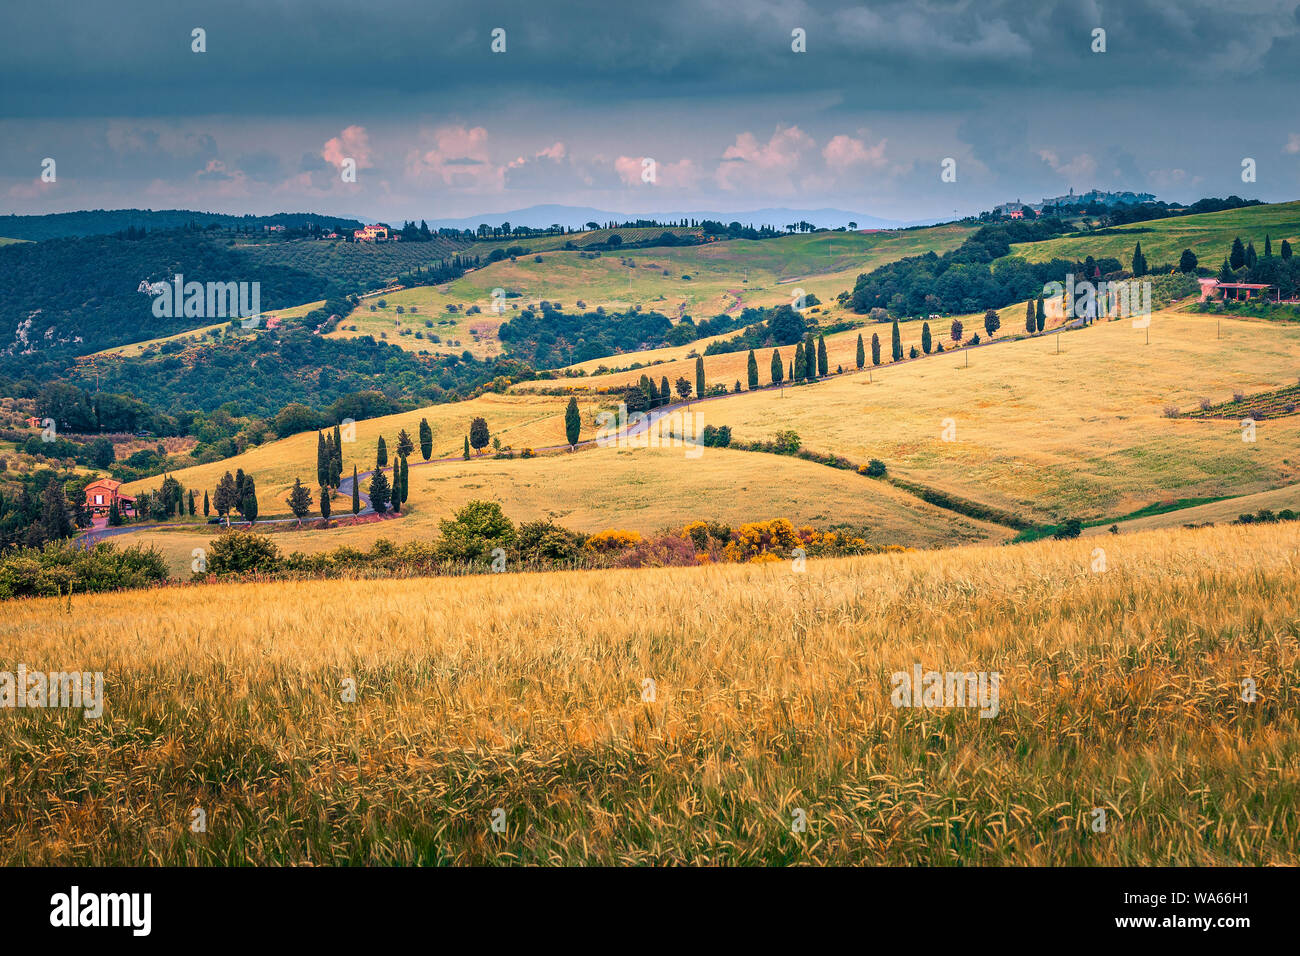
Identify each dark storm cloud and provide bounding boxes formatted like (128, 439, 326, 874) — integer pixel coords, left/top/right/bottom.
(2, 0, 1297, 119)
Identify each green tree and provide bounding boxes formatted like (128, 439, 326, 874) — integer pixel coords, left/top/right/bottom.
(319, 485, 331, 521)
(804, 332, 818, 380)
(331, 423, 343, 482)
(771, 349, 783, 384)
(817, 334, 828, 376)
(351, 466, 360, 515)
(396, 428, 415, 459)
(890, 319, 902, 362)
(922, 321, 933, 354)
(469, 417, 490, 455)
(1131, 242, 1147, 277)
(675, 376, 692, 402)
(747, 349, 759, 389)
(660, 376, 670, 404)
(871, 332, 881, 366)
(376, 436, 388, 469)
(368, 468, 391, 514)
(1178, 249, 1198, 273)
(984, 309, 1001, 337)
(1025, 299, 1035, 334)
(418, 417, 433, 461)
(1035, 297, 1045, 333)
(435, 499, 516, 563)
(565, 396, 581, 447)
(1282, 240, 1293, 260)
(286, 477, 312, 522)
(214, 471, 238, 520)
(107, 499, 122, 526)
(1245, 241, 1257, 269)
(203, 490, 210, 517)
(793, 342, 806, 381)
(695, 355, 705, 399)
(1219, 258, 1234, 282)
(316, 431, 328, 487)
(463, 436, 470, 460)
(1230, 237, 1246, 270)
(855, 334, 865, 369)
(399, 456, 409, 506)
(241, 477, 259, 523)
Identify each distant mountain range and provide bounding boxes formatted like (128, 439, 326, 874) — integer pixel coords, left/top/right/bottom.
(422, 204, 939, 232)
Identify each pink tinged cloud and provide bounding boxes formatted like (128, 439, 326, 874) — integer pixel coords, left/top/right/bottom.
(822, 134, 888, 170)
(322, 125, 373, 170)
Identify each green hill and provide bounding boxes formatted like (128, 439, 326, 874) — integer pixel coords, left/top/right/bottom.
(1013, 200, 1300, 268)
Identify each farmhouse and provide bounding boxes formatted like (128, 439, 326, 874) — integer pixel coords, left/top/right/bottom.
(1198, 279, 1278, 302)
(83, 478, 135, 518)
(353, 224, 390, 242)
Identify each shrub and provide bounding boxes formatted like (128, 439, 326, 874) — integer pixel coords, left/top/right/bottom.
(0, 541, 168, 599)
(1051, 518, 1083, 540)
(584, 529, 643, 553)
(207, 529, 282, 575)
(772, 430, 801, 455)
(859, 458, 887, 478)
(435, 500, 516, 563)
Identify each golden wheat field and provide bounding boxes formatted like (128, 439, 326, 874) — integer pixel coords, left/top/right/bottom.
(2, 521, 1297, 865)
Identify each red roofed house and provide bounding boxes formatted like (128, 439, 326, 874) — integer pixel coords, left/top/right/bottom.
(353, 224, 389, 242)
(1198, 279, 1278, 302)
(84, 478, 135, 518)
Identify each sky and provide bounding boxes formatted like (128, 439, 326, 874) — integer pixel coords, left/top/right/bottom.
(2, 0, 1299, 225)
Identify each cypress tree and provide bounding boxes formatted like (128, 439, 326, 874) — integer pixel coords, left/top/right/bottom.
(1230, 237, 1246, 270)
(794, 342, 806, 381)
(771, 349, 783, 384)
(747, 349, 759, 389)
(241, 477, 258, 523)
(1245, 241, 1257, 269)
(871, 333, 881, 366)
(320, 486, 331, 521)
(463, 436, 470, 460)
(855, 333, 865, 369)
(660, 376, 670, 404)
(817, 334, 828, 376)
(1036, 296, 1045, 332)
(376, 436, 387, 469)
(351, 466, 360, 515)
(1026, 299, 1036, 333)
(922, 322, 932, 354)
(565, 396, 581, 447)
(1264, 235, 1272, 258)
(203, 490, 210, 516)
(419, 417, 433, 461)
(316, 432, 328, 488)
(890, 319, 902, 362)
(695, 355, 705, 399)
(400, 456, 409, 505)
(332, 423, 343, 474)
(1131, 242, 1147, 277)
(1282, 240, 1293, 259)
(804, 332, 818, 381)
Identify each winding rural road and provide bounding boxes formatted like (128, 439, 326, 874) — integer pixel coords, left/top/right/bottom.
(78, 318, 1088, 546)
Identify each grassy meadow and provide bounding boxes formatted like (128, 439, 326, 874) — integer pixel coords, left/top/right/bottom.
(329, 226, 975, 357)
(111, 445, 1011, 575)
(2, 521, 1297, 865)
(688, 309, 1300, 524)
(1013, 200, 1300, 268)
